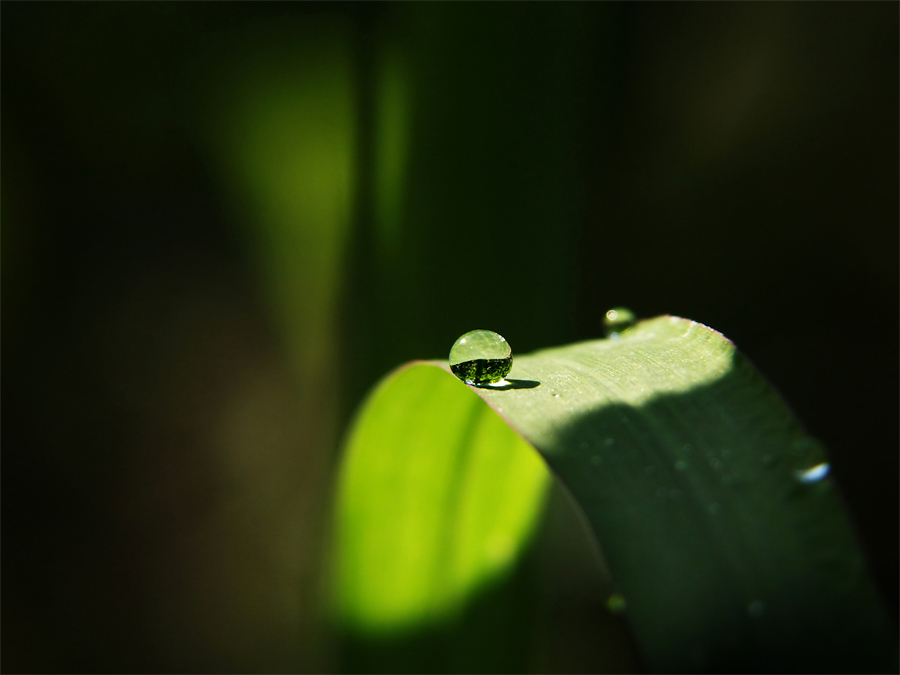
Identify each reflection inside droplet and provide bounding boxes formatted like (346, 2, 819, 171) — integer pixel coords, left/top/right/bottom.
(796, 462, 830, 483)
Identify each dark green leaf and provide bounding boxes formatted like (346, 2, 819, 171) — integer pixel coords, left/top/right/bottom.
(333, 316, 896, 672)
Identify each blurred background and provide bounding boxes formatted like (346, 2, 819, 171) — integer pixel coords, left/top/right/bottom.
(2, 3, 896, 672)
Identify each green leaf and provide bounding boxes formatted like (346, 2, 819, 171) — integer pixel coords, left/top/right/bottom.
(333, 361, 551, 635)
(332, 316, 896, 672)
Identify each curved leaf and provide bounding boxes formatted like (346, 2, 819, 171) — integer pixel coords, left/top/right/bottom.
(332, 316, 896, 672)
(333, 363, 550, 635)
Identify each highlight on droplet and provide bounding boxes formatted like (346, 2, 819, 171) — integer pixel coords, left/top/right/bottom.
(795, 462, 830, 483)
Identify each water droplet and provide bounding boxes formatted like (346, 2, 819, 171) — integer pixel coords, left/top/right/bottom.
(762, 454, 776, 466)
(669, 488, 682, 499)
(748, 600, 765, 618)
(604, 437, 616, 447)
(606, 592, 627, 614)
(789, 437, 831, 483)
(553, 393, 560, 398)
(591, 455, 602, 467)
(604, 306, 637, 338)
(449, 330, 512, 386)
(674, 460, 688, 471)
(708, 503, 721, 516)
(796, 462, 830, 483)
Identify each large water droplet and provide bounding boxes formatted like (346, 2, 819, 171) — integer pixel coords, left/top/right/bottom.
(604, 306, 637, 338)
(449, 330, 513, 386)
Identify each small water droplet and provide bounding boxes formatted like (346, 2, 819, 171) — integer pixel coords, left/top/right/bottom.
(604, 306, 637, 338)
(762, 454, 776, 466)
(553, 393, 560, 398)
(748, 600, 765, 618)
(674, 460, 688, 471)
(682, 443, 693, 452)
(604, 438, 616, 447)
(645, 465, 656, 475)
(606, 593, 627, 614)
(708, 503, 721, 516)
(796, 462, 830, 483)
(789, 438, 830, 482)
(591, 455, 602, 466)
(669, 488, 682, 499)
(449, 330, 512, 386)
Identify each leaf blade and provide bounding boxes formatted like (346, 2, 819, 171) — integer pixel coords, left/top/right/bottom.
(334, 316, 897, 671)
(334, 363, 550, 635)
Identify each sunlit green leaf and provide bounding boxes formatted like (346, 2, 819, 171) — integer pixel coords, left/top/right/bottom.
(334, 363, 550, 635)
(333, 316, 896, 672)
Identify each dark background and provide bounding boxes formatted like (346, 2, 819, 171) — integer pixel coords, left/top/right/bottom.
(3, 3, 897, 672)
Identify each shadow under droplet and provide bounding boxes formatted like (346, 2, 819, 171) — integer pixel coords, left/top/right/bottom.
(480, 379, 541, 391)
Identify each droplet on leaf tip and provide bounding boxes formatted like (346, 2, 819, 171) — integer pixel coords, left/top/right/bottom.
(604, 306, 637, 338)
(449, 329, 513, 387)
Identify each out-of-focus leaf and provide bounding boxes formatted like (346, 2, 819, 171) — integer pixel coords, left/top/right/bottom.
(333, 316, 897, 672)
